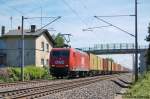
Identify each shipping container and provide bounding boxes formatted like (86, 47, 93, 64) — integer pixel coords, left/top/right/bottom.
(116, 64, 119, 72)
(97, 56, 101, 70)
(103, 59, 108, 72)
(89, 53, 98, 71)
(108, 60, 112, 72)
(99, 57, 103, 71)
(112, 62, 115, 72)
(120, 66, 124, 72)
(113, 63, 117, 72)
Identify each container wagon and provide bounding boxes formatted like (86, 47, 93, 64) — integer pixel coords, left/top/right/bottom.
(49, 48, 129, 78)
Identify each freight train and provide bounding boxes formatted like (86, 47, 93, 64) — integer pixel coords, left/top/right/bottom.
(49, 48, 129, 78)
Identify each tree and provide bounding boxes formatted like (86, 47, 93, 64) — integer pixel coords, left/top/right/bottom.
(146, 23, 150, 71)
(54, 33, 65, 48)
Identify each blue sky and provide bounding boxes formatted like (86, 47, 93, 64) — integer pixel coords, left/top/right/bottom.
(0, 0, 149, 69)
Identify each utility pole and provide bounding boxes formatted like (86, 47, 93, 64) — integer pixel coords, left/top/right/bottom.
(41, 7, 43, 28)
(20, 16, 60, 81)
(135, 0, 138, 82)
(21, 16, 24, 81)
(10, 16, 12, 30)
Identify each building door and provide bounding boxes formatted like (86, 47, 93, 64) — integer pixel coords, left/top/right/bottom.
(0, 55, 6, 66)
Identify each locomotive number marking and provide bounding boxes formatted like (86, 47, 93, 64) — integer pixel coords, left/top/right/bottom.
(55, 60, 64, 64)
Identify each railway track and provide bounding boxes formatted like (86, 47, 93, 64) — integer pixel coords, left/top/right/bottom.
(0, 74, 123, 99)
(0, 80, 55, 88)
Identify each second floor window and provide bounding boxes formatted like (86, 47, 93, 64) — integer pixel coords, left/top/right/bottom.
(46, 43, 49, 52)
(41, 42, 44, 51)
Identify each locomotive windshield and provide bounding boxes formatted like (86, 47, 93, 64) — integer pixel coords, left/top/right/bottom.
(52, 50, 69, 57)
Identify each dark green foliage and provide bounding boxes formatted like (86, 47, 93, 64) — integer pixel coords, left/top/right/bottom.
(146, 49, 150, 71)
(146, 23, 150, 71)
(54, 33, 65, 48)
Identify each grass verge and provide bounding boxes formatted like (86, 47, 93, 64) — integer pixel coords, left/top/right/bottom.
(123, 72, 150, 99)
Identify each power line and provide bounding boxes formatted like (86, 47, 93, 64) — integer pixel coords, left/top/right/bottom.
(10, 16, 12, 29)
(95, 14, 135, 18)
(41, 7, 42, 28)
(82, 25, 111, 31)
(62, 0, 88, 27)
(0, 0, 33, 26)
(34, 16, 61, 32)
(77, 0, 97, 28)
(87, 25, 112, 30)
(78, 0, 135, 36)
(94, 16, 135, 37)
(0, 0, 46, 28)
(24, 16, 59, 19)
(78, 0, 88, 10)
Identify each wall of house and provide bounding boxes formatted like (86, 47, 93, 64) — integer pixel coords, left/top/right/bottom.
(35, 33, 53, 67)
(0, 39, 6, 66)
(5, 37, 35, 66)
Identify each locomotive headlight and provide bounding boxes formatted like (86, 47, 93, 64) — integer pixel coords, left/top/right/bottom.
(51, 65, 55, 67)
(65, 65, 68, 67)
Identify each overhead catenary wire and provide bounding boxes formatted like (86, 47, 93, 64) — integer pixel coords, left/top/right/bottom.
(0, 0, 48, 28)
(82, 25, 111, 31)
(1, 2, 32, 26)
(87, 25, 112, 29)
(94, 16, 135, 37)
(78, 0, 135, 37)
(10, 16, 12, 29)
(41, 7, 42, 28)
(95, 14, 135, 18)
(9, 0, 60, 31)
(62, 0, 88, 27)
(35, 16, 61, 32)
(79, 0, 88, 9)
(24, 16, 59, 19)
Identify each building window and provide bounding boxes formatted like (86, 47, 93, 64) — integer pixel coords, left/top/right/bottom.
(41, 58, 44, 66)
(46, 43, 49, 52)
(41, 42, 44, 51)
(46, 59, 49, 66)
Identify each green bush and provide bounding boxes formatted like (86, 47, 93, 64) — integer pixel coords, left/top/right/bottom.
(24, 66, 49, 80)
(0, 66, 51, 82)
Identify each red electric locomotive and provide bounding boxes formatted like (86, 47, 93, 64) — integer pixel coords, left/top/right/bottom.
(50, 48, 89, 78)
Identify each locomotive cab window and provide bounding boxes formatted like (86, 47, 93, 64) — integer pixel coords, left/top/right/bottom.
(52, 50, 69, 57)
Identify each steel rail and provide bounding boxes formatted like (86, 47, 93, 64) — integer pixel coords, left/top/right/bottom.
(0, 74, 124, 99)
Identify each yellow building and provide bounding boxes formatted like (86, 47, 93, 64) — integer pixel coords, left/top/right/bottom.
(0, 25, 55, 67)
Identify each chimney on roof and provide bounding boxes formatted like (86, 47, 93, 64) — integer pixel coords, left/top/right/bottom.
(1, 26, 5, 36)
(18, 26, 21, 30)
(31, 25, 36, 32)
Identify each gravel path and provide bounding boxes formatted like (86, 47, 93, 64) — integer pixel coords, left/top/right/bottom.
(39, 74, 132, 99)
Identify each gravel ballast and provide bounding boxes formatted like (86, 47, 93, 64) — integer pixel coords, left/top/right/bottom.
(40, 73, 132, 99)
